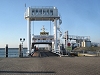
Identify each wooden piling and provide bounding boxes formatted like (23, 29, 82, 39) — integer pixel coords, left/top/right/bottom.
(5, 44, 8, 57)
(19, 44, 22, 57)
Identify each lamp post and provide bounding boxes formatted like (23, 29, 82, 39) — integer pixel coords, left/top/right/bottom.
(20, 38, 25, 50)
(20, 38, 25, 57)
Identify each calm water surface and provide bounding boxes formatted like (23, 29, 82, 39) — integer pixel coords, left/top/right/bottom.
(0, 48, 27, 57)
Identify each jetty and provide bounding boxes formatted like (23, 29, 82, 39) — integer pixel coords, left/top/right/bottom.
(0, 57, 100, 75)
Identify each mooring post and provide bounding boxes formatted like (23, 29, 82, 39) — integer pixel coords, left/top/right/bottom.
(5, 44, 8, 57)
(19, 44, 22, 57)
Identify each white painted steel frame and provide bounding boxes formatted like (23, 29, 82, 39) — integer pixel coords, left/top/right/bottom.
(25, 7, 60, 55)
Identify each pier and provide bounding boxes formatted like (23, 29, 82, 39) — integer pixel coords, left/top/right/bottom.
(0, 5, 100, 75)
(0, 57, 100, 75)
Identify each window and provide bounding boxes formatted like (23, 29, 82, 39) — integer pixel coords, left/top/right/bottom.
(36, 9, 38, 15)
(32, 10, 35, 15)
(50, 10, 53, 15)
(43, 38, 46, 40)
(47, 10, 49, 15)
(39, 9, 42, 14)
(43, 10, 46, 15)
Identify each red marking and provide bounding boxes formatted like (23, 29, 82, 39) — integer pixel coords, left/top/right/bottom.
(67, 43, 71, 46)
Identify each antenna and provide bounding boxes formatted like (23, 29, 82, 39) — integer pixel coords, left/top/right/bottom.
(25, 3, 26, 12)
(41, 25, 45, 32)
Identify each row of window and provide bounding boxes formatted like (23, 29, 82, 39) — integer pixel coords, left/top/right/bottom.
(33, 40, 53, 42)
(40, 32, 49, 35)
(32, 9, 53, 15)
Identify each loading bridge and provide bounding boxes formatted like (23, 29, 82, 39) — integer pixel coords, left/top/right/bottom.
(24, 6, 62, 55)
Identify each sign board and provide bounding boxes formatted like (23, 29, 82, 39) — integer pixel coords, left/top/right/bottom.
(66, 43, 72, 50)
(66, 47, 72, 50)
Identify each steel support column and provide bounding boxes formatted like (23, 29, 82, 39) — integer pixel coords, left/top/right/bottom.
(54, 19, 57, 53)
(27, 18, 31, 55)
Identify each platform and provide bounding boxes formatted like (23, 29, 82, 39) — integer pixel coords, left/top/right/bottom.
(0, 57, 100, 75)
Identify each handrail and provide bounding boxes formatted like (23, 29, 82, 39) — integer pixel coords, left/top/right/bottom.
(32, 40, 52, 43)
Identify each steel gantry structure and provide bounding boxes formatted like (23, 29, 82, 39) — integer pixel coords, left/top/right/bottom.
(24, 6, 62, 55)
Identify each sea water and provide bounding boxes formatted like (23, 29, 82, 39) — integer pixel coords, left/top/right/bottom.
(0, 48, 27, 57)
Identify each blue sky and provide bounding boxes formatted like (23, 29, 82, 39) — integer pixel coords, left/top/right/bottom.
(0, 0, 100, 48)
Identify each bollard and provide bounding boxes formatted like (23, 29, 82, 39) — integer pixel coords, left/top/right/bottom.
(5, 44, 8, 57)
(19, 44, 22, 57)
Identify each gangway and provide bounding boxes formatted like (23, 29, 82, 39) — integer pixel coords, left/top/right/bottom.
(62, 35, 90, 41)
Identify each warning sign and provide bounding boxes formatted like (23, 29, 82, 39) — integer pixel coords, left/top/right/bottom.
(66, 43, 72, 50)
(67, 43, 71, 46)
(66, 47, 72, 50)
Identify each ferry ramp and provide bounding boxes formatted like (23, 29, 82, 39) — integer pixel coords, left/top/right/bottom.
(32, 50, 59, 57)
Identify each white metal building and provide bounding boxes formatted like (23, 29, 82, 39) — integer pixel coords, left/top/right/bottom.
(81, 41, 91, 47)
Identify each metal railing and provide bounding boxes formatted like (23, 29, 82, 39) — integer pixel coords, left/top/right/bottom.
(62, 35, 90, 41)
(31, 6, 55, 9)
(32, 40, 52, 43)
